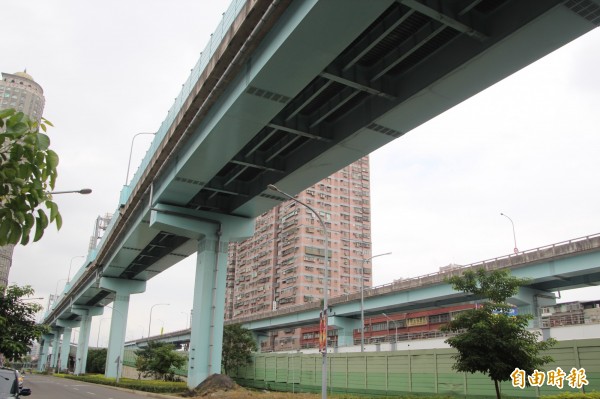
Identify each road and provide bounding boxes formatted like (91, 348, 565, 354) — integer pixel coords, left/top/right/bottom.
(20, 374, 175, 399)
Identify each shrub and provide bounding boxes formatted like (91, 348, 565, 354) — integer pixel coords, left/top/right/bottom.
(62, 374, 187, 393)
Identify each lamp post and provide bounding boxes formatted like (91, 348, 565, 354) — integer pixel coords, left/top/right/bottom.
(181, 312, 192, 329)
(268, 184, 329, 399)
(67, 255, 86, 283)
(156, 319, 165, 335)
(49, 188, 92, 195)
(96, 318, 110, 347)
(125, 132, 156, 185)
(54, 278, 68, 301)
(148, 303, 169, 337)
(500, 212, 518, 254)
(381, 312, 398, 349)
(361, 252, 391, 353)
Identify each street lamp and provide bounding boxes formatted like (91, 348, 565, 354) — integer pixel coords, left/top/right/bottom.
(500, 212, 518, 254)
(20, 297, 44, 301)
(49, 188, 92, 195)
(381, 312, 398, 349)
(54, 278, 68, 300)
(96, 318, 110, 347)
(361, 252, 391, 353)
(268, 184, 329, 399)
(148, 303, 169, 337)
(67, 255, 86, 283)
(181, 311, 191, 329)
(125, 132, 156, 185)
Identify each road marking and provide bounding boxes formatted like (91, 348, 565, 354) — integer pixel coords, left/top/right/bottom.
(87, 392, 96, 395)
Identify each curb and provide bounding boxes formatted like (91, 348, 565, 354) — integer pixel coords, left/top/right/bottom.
(107, 385, 184, 398)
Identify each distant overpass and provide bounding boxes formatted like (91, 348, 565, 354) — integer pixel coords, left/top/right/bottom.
(126, 233, 600, 348)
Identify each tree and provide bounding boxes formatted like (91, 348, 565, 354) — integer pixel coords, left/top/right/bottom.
(86, 348, 107, 374)
(222, 324, 257, 375)
(0, 108, 61, 246)
(135, 341, 185, 381)
(0, 285, 49, 360)
(441, 268, 556, 399)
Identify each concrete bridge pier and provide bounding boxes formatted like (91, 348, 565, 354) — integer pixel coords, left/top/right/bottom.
(329, 316, 361, 347)
(72, 305, 103, 375)
(189, 234, 230, 387)
(56, 319, 79, 372)
(150, 204, 254, 389)
(100, 277, 146, 379)
(251, 331, 269, 353)
(510, 286, 558, 326)
(50, 328, 63, 370)
(38, 333, 54, 371)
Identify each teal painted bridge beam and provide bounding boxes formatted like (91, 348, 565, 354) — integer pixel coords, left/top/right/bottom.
(150, 203, 254, 388)
(99, 277, 147, 379)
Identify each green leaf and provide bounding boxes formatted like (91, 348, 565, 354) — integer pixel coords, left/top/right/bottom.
(55, 213, 63, 230)
(8, 122, 29, 135)
(33, 218, 44, 242)
(6, 111, 24, 127)
(37, 209, 48, 229)
(20, 229, 30, 245)
(8, 221, 22, 244)
(24, 213, 34, 229)
(0, 108, 15, 119)
(41, 117, 54, 127)
(14, 211, 26, 224)
(35, 133, 51, 150)
(46, 200, 58, 222)
(0, 218, 11, 241)
(46, 150, 59, 169)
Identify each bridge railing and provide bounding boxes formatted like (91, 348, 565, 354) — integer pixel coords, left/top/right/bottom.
(122, 0, 249, 205)
(355, 232, 600, 303)
(85, 0, 251, 280)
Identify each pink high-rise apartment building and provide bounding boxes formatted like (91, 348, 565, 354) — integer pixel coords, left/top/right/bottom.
(225, 156, 372, 350)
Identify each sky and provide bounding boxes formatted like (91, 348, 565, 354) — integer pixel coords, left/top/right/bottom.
(4, 1, 600, 347)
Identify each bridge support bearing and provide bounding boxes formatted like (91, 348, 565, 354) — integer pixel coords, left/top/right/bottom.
(50, 328, 63, 370)
(150, 203, 254, 388)
(99, 277, 146, 379)
(38, 333, 54, 371)
(329, 316, 361, 347)
(72, 306, 104, 375)
(57, 319, 79, 372)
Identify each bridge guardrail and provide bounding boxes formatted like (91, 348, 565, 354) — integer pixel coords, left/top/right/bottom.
(124, 0, 248, 204)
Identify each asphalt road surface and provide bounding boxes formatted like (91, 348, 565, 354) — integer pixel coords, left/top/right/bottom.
(20, 374, 172, 399)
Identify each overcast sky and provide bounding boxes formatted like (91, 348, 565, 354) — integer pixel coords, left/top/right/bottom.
(4, 1, 600, 346)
